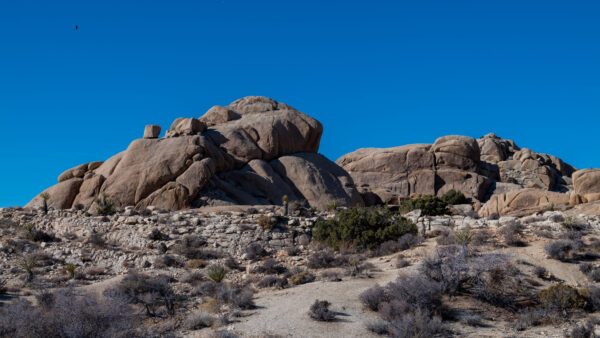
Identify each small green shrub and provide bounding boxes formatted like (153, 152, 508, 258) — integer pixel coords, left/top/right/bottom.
(454, 230, 472, 246)
(562, 216, 585, 231)
(96, 193, 116, 216)
(207, 264, 227, 283)
(538, 284, 589, 312)
(441, 190, 467, 205)
(258, 215, 274, 230)
(66, 264, 76, 278)
(327, 200, 339, 211)
(289, 271, 316, 285)
(313, 207, 418, 250)
(400, 196, 450, 216)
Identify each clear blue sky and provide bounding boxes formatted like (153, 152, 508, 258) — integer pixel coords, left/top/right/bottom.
(1, 1, 599, 207)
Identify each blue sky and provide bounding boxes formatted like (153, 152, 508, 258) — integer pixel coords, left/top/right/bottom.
(1, 1, 599, 207)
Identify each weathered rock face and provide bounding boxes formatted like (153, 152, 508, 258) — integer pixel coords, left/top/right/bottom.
(571, 169, 600, 205)
(337, 132, 577, 215)
(479, 189, 570, 217)
(27, 96, 362, 211)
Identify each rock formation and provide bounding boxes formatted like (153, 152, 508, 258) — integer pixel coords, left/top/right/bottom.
(337, 133, 579, 215)
(27, 96, 363, 211)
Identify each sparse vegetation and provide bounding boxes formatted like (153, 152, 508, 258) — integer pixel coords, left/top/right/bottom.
(400, 195, 451, 216)
(313, 207, 417, 250)
(258, 215, 275, 230)
(289, 271, 315, 285)
(96, 193, 116, 216)
(207, 264, 227, 283)
(308, 300, 336, 321)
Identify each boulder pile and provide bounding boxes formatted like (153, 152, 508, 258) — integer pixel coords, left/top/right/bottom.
(27, 96, 363, 212)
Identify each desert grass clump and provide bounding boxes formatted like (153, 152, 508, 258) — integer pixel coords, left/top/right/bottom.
(258, 215, 275, 230)
(185, 311, 216, 330)
(65, 263, 77, 279)
(186, 259, 209, 269)
(545, 240, 578, 261)
(40, 192, 50, 214)
(307, 249, 349, 269)
(309, 300, 336, 321)
(256, 275, 287, 289)
(207, 264, 227, 283)
(289, 271, 315, 285)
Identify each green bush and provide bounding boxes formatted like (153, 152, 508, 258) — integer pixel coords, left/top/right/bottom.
(313, 207, 418, 250)
(207, 264, 227, 283)
(96, 194, 116, 216)
(400, 195, 450, 216)
(441, 190, 467, 205)
(538, 284, 589, 312)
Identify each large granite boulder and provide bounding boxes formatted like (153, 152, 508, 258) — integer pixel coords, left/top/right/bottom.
(570, 169, 600, 205)
(479, 189, 570, 217)
(26, 96, 362, 212)
(337, 133, 577, 216)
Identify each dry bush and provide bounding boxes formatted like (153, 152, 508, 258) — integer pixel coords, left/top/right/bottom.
(244, 243, 268, 261)
(319, 270, 342, 282)
(545, 240, 579, 261)
(289, 271, 315, 285)
(185, 311, 216, 330)
(255, 258, 287, 274)
(257, 275, 287, 289)
(307, 249, 349, 269)
(0, 288, 140, 337)
(308, 300, 336, 321)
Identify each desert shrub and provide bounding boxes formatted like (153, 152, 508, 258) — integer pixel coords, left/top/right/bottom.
(441, 189, 467, 205)
(258, 215, 275, 230)
(533, 266, 548, 279)
(388, 310, 442, 338)
(65, 263, 77, 278)
(560, 230, 583, 241)
(185, 311, 215, 330)
(186, 259, 209, 269)
(154, 255, 182, 268)
(285, 246, 300, 256)
(400, 195, 450, 216)
(562, 216, 586, 231)
(255, 258, 287, 274)
(224, 257, 243, 271)
(96, 193, 116, 216)
(327, 200, 339, 211)
(569, 320, 596, 338)
(313, 207, 417, 250)
(454, 230, 472, 246)
(228, 287, 255, 309)
(207, 264, 227, 283)
(579, 263, 600, 282)
(195, 283, 255, 310)
(435, 230, 457, 246)
(87, 233, 106, 248)
(308, 300, 336, 321)
(378, 234, 422, 255)
(307, 249, 349, 269)
(257, 275, 287, 289)
(545, 240, 577, 261)
(360, 284, 388, 311)
(23, 224, 56, 243)
(148, 228, 169, 241)
(319, 270, 342, 282)
(244, 243, 268, 261)
(538, 284, 589, 313)
(181, 271, 205, 284)
(110, 271, 176, 317)
(365, 319, 390, 335)
(514, 308, 546, 331)
(585, 286, 600, 311)
(289, 271, 315, 285)
(500, 223, 526, 246)
(396, 257, 410, 268)
(0, 288, 140, 337)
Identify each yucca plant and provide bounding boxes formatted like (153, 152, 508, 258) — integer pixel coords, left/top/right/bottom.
(207, 264, 226, 283)
(40, 192, 50, 214)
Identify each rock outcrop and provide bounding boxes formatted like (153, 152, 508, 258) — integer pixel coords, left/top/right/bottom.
(27, 96, 363, 211)
(571, 169, 600, 205)
(337, 132, 578, 215)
